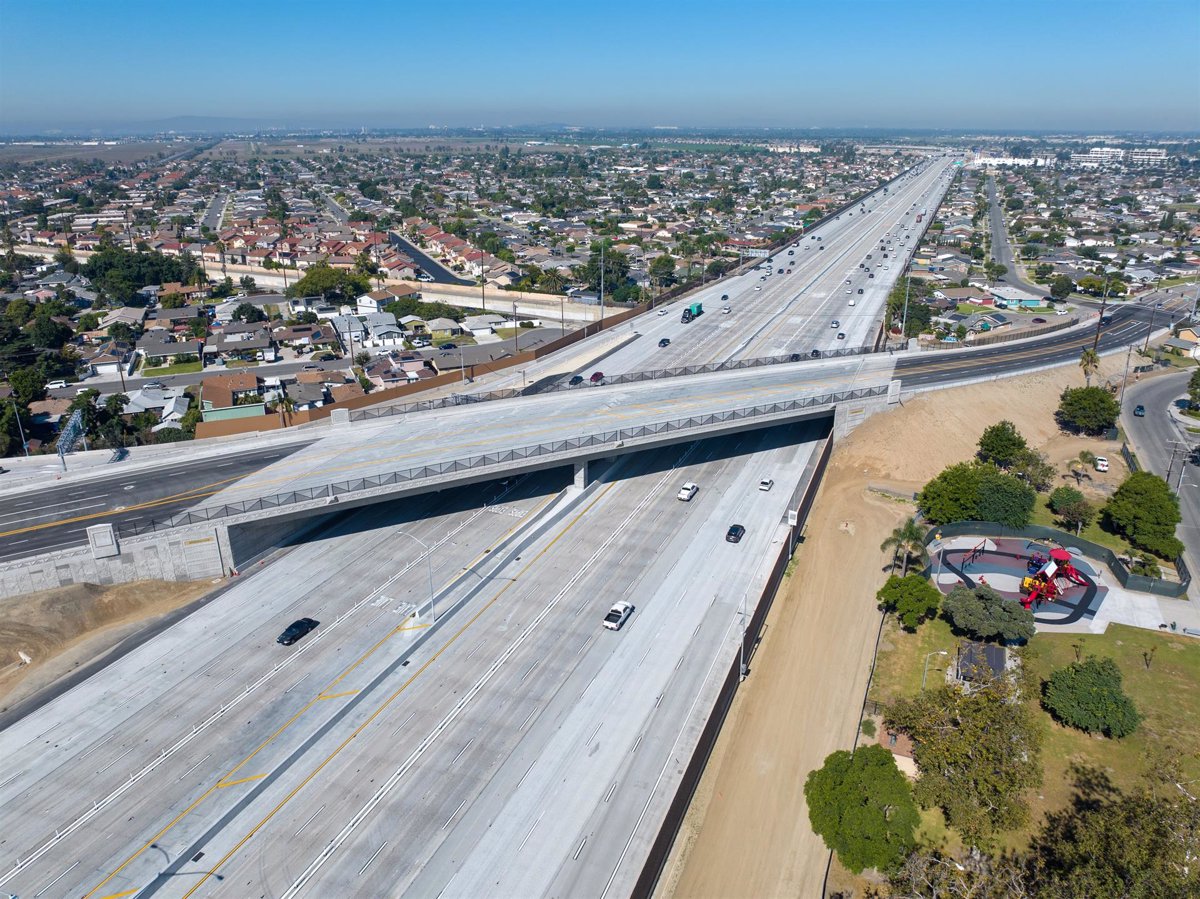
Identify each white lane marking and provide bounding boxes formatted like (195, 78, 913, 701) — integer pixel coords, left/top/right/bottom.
(294, 804, 326, 837)
(33, 860, 78, 897)
(357, 841, 387, 877)
(0, 500, 106, 522)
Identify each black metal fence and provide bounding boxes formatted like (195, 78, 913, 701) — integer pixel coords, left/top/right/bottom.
(1121, 442, 1140, 473)
(120, 387, 883, 539)
(925, 520, 1190, 598)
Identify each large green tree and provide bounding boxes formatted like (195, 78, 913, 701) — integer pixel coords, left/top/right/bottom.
(919, 462, 1035, 528)
(976, 420, 1027, 469)
(886, 677, 1042, 842)
(877, 574, 942, 631)
(1050, 274, 1074, 300)
(1042, 656, 1141, 738)
(1057, 386, 1120, 435)
(942, 583, 1036, 643)
(804, 744, 920, 874)
(286, 263, 369, 301)
(1104, 471, 1183, 558)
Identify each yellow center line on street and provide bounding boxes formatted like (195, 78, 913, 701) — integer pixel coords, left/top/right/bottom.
(178, 482, 617, 897)
(215, 774, 268, 789)
(97, 890, 141, 899)
(81, 487, 562, 898)
(316, 690, 359, 701)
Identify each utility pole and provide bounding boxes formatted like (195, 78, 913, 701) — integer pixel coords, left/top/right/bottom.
(594, 240, 610, 323)
(1091, 275, 1110, 354)
(1144, 298, 1161, 353)
(900, 271, 911, 342)
(9, 398, 29, 457)
(1118, 343, 1135, 409)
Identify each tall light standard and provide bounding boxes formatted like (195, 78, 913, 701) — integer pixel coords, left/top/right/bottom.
(922, 650, 948, 690)
(738, 591, 749, 682)
(396, 530, 436, 622)
(9, 398, 29, 457)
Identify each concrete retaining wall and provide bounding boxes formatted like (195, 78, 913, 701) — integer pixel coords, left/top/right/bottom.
(0, 526, 229, 600)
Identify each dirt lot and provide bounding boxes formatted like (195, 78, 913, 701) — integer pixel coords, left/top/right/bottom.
(0, 580, 214, 714)
(661, 355, 1141, 898)
(0, 142, 174, 164)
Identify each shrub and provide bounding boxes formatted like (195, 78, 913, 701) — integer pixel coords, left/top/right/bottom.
(942, 583, 1036, 643)
(1104, 471, 1184, 559)
(1057, 386, 1120, 435)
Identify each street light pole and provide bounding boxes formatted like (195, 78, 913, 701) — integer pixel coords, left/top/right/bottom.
(9, 398, 29, 457)
(738, 591, 748, 682)
(1144, 300, 1161, 353)
(1091, 275, 1110, 354)
(922, 650, 948, 690)
(396, 530, 436, 622)
(1118, 343, 1135, 409)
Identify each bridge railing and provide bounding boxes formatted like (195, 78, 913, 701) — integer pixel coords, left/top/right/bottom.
(350, 345, 879, 423)
(118, 386, 887, 538)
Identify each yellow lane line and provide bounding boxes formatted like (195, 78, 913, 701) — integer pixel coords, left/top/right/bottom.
(317, 690, 359, 701)
(82, 486, 569, 897)
(396, 622, 432, 631)
(216, 774, 268, 789)
(98, 890, 141, 899)
(179, 483, 616, 896)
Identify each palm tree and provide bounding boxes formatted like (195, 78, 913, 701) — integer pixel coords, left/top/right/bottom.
(277, 394, 295, 429)
(880, 518, 929, 577)
(539, 269, 566, 294)
(1079, 347, 1099, 387)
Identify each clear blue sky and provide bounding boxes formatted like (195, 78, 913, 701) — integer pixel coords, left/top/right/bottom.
(1, 0, 1197, 133)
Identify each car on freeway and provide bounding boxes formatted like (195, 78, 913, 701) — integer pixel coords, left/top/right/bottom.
(787, 249, 794, 255)
(603, 601, 635, 631)
(1100, 314, 1113, 325)
(722, 306, 731, 314)
(810, 349, 822, 358)
(1134, 405, 1146, 417)
(754, 285, 762, 291)
(868, 273, 874, 278)
(568, 374, 584, 386)
(721, 294, 729, 301)
(657, 308, 668, 316)
(837, 332, 846, 340)
(277, 618, 319, 646)
(849, 300, 856, 306)
(758, 478, 774, 492)
(677, 482, 699, 502)
(857, 288, 864, 294)
(846, 288, 852, 294)
(725, 524, 746, 544)
(589, 371, 605, 384)
(831, 320, 840, 328)
(658, 338, 671, 347)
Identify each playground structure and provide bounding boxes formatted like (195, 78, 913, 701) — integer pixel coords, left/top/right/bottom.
(1020, 548, 1090, 610)
(936, 537, 1104, 626)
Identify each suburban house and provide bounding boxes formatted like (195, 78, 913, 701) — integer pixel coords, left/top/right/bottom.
(355, 286, 421, 315)
(138, 334, 204, 367)
(398, 315, 428, 336)
(121, 386, 191, 432)
(933, 286, 993, 304)
(425, 317, 462, 337)
(283, 381, 327, 411)
(77, 340, 134, 378)
(329, 314, 369, 352)
(462, 313, 507, 336)
(272, 323, 339, 351)
(199, 371, 265, 422)
(361, 312, 405, 348)
(204, 321, 277, 363)
(157, 282, 209, 303)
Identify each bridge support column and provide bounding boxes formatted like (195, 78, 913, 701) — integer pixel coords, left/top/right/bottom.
(888, 379, 902, 405)
(573, 460, 589, 490)
(215, 524, 235, 576)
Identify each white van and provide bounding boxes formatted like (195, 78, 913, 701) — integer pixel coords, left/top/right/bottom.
(46, 380, 67, 390)
(677, 482, 699, 502)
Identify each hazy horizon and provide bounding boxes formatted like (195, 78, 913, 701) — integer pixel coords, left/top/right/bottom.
(1, 0, 1198, 135)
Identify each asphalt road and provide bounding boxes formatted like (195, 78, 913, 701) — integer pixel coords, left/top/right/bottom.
(0, 443, 310, 562)
(1121, 372, 1200, 580)
(986, 175, 1044, 296)
(201, 191, 229, 232)
(388, 233, 473, 285)
(0, 426, 821, 898)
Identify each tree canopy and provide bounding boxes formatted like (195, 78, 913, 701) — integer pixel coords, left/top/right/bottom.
(1042, 656, 1141, 738)
(919, 462, 1036, 528)
(285, 263, 370, 301)
(976, 420, 1027, 469)
(1104, 471, 1183, 559)
(886, 676, 1042, 842)
(1057, 386, 1120, 435)
(804, 744, 920, 874)
(942, 583, 1036, 643)
(877, 574, 941, 631)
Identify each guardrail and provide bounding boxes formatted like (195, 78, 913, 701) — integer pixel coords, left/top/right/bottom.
(924, 520, 1190, 598)
(120, 386, 885, 538)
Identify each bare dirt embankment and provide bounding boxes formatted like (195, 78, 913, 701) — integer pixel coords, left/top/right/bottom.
(660, 355, 1138, 899)
(0, 580, 213, 713)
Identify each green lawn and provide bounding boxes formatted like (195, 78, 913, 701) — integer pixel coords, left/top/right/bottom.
(1010, 625, 1200, 850)
(142, 361, 202, 376)
(432, 334, 476, 347)
(224, 360, 260, 368)
(1028, 494, 1141, 559)
(868, 615, 958, 706)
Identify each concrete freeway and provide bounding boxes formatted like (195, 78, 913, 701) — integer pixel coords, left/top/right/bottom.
(0, 423, 821, 898)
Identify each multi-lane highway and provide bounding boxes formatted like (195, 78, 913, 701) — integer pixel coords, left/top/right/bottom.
(0, 423, 822, 898)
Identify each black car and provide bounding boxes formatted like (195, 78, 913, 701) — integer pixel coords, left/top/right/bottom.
(721, 294, 729, 301)
(568, 374, 584, 386)
(810, 349, 822, 358)
(658, 338, 671, 348)
(726, 524, 746, 544)
(441, 342, 458, 350)
(277, 618, 319, 645)
(1134, 405, 1146, 417)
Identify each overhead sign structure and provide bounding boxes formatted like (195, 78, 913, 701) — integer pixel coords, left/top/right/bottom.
(57, 408, 88, 469)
